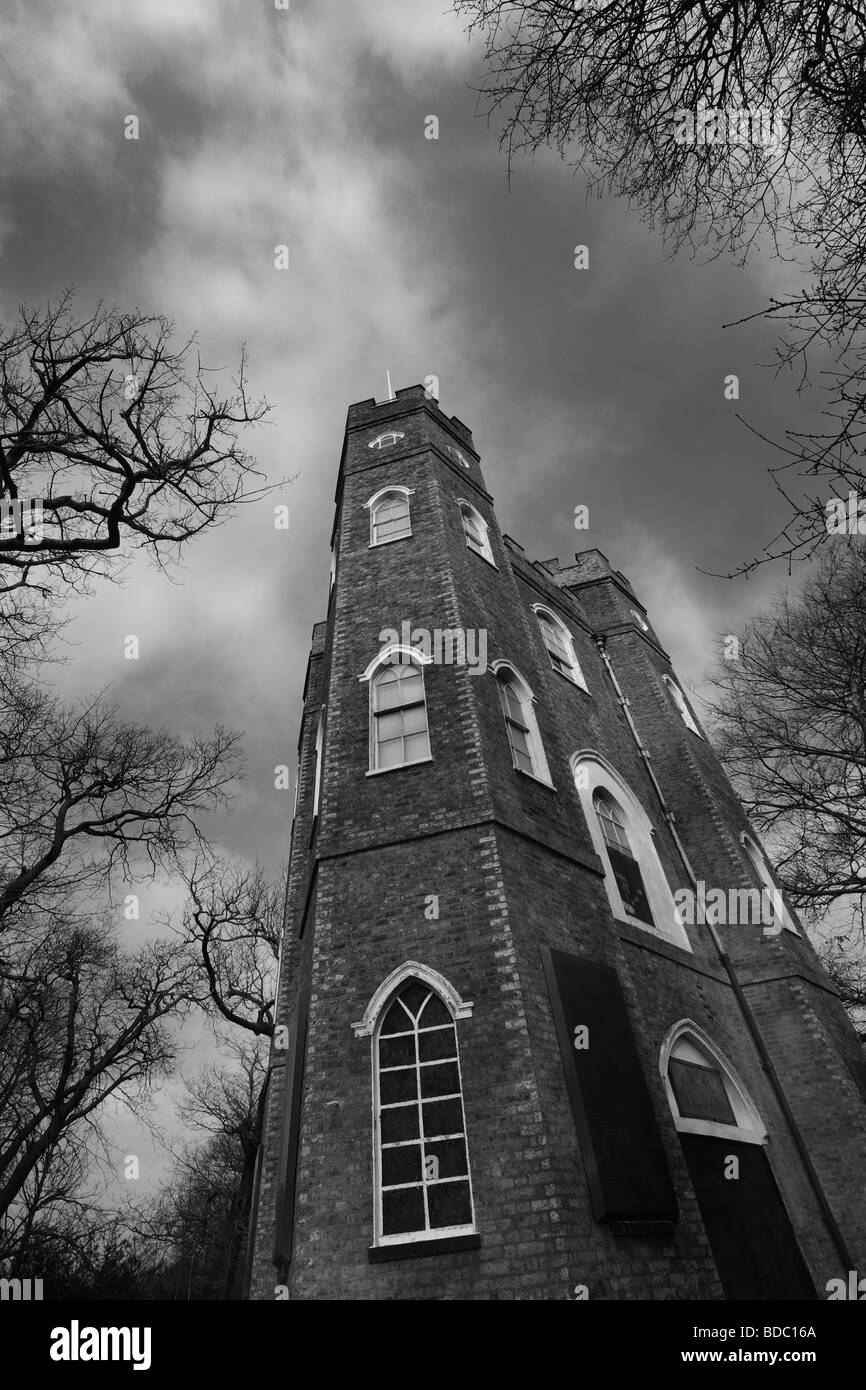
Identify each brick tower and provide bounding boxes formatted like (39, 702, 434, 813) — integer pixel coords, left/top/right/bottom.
(248, 385, 866, 1301)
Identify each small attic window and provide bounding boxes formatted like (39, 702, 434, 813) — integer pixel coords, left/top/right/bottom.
(368, 432, 405, 450)
(446, 445, 470, 469)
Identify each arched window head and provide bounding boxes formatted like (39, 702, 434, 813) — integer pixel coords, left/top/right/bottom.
(368, 431, 406, 450)
(458, 501, 495, 565)
(359, 969, 476, 1248)
(533, 606, 588, 691)
(631, 608, 650, 633)
(370, 652, 430, 772)
(365, 486, 413, 547)
(741, 833, 798, 934)
(661, 1023, 766, 1143)
(572, 754, 691, 951)
(494, 663, 554, 786)
(663, 676, 702, 737)
(446, 445, 470, 469)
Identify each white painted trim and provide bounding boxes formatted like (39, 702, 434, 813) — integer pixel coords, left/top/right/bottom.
(659, 1019, 768, 1142)
(359, 644, 433, 683)
(491, 661, 554, 785)
(363, 484, 415, 511)
(740, 832, 799, 934)
(570, 751, 693, 952)
(352, 961, 474, 1037)
(663, 675, 703, 738)
(532, 603, 589, 692)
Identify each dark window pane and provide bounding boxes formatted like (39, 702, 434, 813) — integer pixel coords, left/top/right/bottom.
(419, 1062, 460, 1098)
(418, 1027, 457, 1063)
(382, 1144, 422, 1187)
(669, 1058, 736, 1124)
(379, 1032, 416, 1068)
(427, 1182, 472, 1229)
(382, 1186, 425, 1236)
(380, 1067, 418, 1106)
(380, 1105, 419, 1144)
(380, 999, 411, 1035)
(418, 995, 450, 1028)
(606, 845, 654, 925)
(422, 1097, 463, 1138)
(398, 980, 429, 1017)
(425, 1138, 467, 1180)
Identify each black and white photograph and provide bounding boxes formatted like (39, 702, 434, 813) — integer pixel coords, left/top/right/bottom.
(1, 0, 865, 1360)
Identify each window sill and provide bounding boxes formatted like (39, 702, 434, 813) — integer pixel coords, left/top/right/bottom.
(549, 665, 590, 695)
(514, 766, 556, 791)
(369, 534, 413, 549)
(466, 546, 497, 569)
(674, 1118, 767, 1145)
(368, 1233, 481, 1263)
(367, 756, 433, 777)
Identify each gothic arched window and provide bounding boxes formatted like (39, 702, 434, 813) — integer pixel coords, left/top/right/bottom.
(370, 974, 476, 1246)
(663, 676, 702, 737)
(371, 653, 431, 771)
(458, 501, 494, 565)
(661, 1023, 766, 1143)
(533, 606, 588, 691)
(366, 486, 413, 546)
(494, 663, 553, 785)
(572, 753, 691, 951)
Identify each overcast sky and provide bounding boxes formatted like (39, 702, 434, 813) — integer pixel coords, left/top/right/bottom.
(0, 0, 829, 1196)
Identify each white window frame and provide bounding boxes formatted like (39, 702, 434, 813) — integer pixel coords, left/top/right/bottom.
(660, 1020, 767, 1145)
(532, 605, 589, 692)
(456, 499, 495, 566)
(364, 485, 414, 548)
(740, 833, 799, 934)
(663, 675, 703, 737)
(631, 608, 650, 633)
(352, 961, 477, 1250)
(445, 445, 470, 469)
(360, 644, 433, 774)
(491, 660, 554, 788)
(572, 752, 692, 952)
(368, 431, 406, 450)
(312, 710, 324, 817)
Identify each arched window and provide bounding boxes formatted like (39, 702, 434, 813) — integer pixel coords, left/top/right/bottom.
(458, 501, 495, 565)
(446, 445, 470, 469)
(663, 676, 702, 737)
(312, 709, 324, 816)
(368, 431, 406, 450)
(533, 606, 588, 691)
(593, 790, 653, 925)
(661, 1022, 766, 1144)
(370, 652, 431, 771)
(356, 968, 476, 1248)
(494, 663, 553, 786)
(572, 753, 691, 951)
(366, 486, 413, 546)
(741, 833, 798, 934)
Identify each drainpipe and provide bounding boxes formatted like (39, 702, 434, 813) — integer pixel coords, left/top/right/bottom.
(595, 635, 854, 1272)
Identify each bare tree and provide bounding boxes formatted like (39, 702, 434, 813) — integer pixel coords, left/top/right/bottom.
(0, 678, 243, 937)
(0, 294, 272, 596)
(707, 545, 866, 1029)
(456, 0, 866, 574)
(0, 915, 194, 1227)
(180, 859, 281, 1037)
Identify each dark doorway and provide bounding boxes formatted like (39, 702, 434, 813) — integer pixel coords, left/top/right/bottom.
(680, 1135, 816, 1300)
